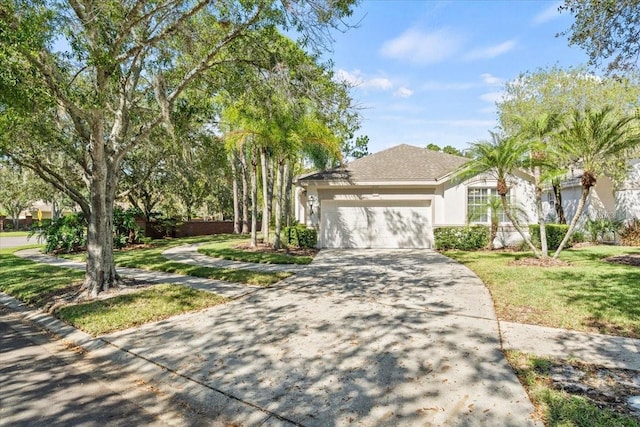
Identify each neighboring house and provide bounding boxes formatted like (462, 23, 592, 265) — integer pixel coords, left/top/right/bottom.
(542, 159, 640, 225)
(294, 144, 536, 249)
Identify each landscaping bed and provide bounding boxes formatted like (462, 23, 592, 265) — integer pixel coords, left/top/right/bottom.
(507, 351, 640, 426)
(198, 239, 317, 265)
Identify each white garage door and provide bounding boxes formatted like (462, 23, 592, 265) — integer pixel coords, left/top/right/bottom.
(320, 200, 433, 248)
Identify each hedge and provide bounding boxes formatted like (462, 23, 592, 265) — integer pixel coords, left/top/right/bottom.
(434, 225, 489, 250)
(529, 224, 569, 250)
(283, 225, 318, 248)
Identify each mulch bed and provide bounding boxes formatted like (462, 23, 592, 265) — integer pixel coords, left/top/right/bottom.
(508, 257, 572, 267)
(546, 361, 640, 420)
(604, 254, 640, 267)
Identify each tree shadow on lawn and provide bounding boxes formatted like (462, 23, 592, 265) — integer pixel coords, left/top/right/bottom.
(546, 268, 640, 338)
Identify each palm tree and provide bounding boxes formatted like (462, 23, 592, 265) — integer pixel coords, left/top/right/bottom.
(513, 112, 562, 257)
(553, 107, 640, 258)
(454, 132, 541, 256)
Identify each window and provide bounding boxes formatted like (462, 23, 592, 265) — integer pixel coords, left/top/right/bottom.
(467, 188, 508, 224)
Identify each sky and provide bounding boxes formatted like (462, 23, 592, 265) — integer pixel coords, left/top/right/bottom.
(326, 0, 590, 154)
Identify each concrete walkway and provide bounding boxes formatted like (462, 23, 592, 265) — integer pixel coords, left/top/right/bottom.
(15, 249, 262, 300)
(162, 243, 307, 273)
(501, 321, 640, 370)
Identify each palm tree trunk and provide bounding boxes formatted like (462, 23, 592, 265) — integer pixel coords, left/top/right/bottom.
(273, 159, 284, 250)
(552, 179, 566, 224)
(230, 152, 241, 234)
(501, 195, 540, 257)
(534, 166, 549, 257)
(250, 148, 258, 248)
(260, 148, 270, 244)
(553, 186, 589, 258)
(239, 147, 249, 234)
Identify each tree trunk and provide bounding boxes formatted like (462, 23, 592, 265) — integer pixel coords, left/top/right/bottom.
(230, 152, 241, 234)
(283, 161, 293, 227)
(273, 159, 284, 250)
(250, 149, 258, 247)
(553, 185, 590, 259)
(84, 153, 119, 297)
(488, 222, 497, 250)
(260, 148, 270, 244)
(267, 158, 274, 231)
(534, 166, 549, 257)
(501, 195, 540, 257)
(552, 179, 566, 224)
(239, 147, 250, 234)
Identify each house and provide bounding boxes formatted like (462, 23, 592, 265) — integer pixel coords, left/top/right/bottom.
(294, 144, 536, 249)
(542, 159, 640, 224)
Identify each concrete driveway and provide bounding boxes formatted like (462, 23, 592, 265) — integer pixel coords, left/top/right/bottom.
(102, 249, 538, 426)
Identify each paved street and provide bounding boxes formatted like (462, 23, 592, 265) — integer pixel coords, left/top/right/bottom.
(0, 235, 33, 249)
(0, 305, 201, 427)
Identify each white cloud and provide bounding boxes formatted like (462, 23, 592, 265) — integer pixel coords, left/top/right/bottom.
(480, 73, 503, 86)
(464, 40, 517, 61)
(532, 1, 563, 25)
(394, 87, 414, 98)
(335, 69, 393, 91)
(380, 28, 464, 64)
(480, 91, 505, 104)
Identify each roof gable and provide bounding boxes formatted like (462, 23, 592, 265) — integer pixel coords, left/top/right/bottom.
(298, 144, 469, 183)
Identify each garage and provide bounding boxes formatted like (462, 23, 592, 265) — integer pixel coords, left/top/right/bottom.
(320, 200, 433, 249)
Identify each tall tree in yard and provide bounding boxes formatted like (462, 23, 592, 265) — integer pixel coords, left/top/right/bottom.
(553, 107, 640, 258)
(454, 132, 541, 257)
(512, 113, 562, 257)
(0, 0, 356, 296)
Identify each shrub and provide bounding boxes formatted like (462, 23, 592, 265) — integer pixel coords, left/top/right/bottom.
(283, 225, 318, 248)
(434, 226, 489, 250)
(113, 207, 144, 249)
(620, 219, 640, 246)
(34, 212, 87, 253)
(529, 224, 569, 250)
(585, 214, 624, 243)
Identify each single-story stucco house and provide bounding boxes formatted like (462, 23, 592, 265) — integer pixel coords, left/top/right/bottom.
(294, 144, 536, 249)
(542, 159, 640, 225)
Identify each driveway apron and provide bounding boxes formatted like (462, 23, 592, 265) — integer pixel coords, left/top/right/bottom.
(102, 249, 538, 426)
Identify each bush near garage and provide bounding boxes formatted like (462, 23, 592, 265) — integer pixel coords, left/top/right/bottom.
(529, 224, 570, 250)
(283, 225, 318, 249)
(434, 225, 489, 250)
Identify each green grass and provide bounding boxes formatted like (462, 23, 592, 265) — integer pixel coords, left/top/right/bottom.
(63, 235, 292, 286)
(0, 231, 32, 237)
(0, 246, 229, 335)
(506, 350, 639, 427)
(198, 239, 313, 265)
(56, 284, 228, 336)
(0, 246, 84, 307)
(445, 245, 640, 337)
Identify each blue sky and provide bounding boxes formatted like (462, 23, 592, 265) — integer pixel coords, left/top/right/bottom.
(328, 0, 590, 154)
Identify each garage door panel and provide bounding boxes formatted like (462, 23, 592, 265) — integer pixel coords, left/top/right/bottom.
(320, 201, 433, 249)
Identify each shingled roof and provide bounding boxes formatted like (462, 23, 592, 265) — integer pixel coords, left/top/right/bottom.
(298, 144, 469, 183)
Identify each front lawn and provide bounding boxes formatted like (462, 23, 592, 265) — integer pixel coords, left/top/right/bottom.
(0, 247, 228, 335)
(446, 245, 640, 338)
(0, 246, 84, 307)
(63, 235, 292, 286)
(198, 239, 314, 265)
(56, 284, 227, 335)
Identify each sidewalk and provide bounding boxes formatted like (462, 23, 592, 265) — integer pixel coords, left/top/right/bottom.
(162, 244, 307, 273)
(500, 321, 640, 370)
